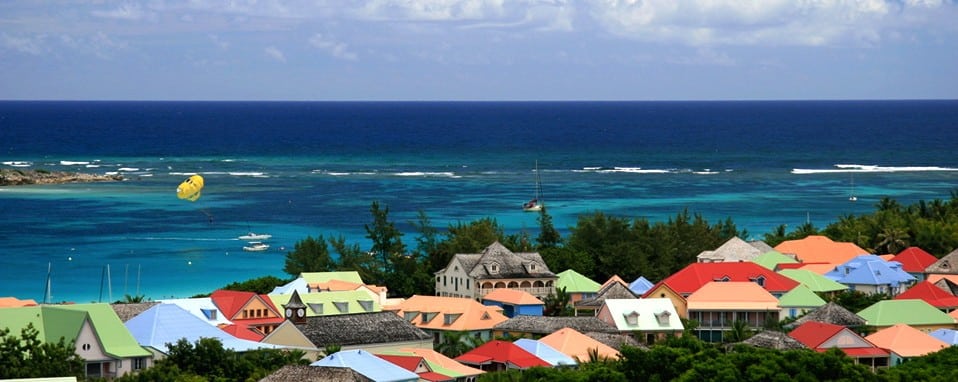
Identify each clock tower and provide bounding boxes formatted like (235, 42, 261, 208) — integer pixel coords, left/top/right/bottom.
(283, 290, 308, 324)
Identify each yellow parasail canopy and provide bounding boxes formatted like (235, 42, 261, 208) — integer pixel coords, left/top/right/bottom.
(176, 174, 204, 202)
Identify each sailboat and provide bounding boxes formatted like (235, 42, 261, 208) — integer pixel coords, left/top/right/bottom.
(848, 173, 858, 202)
(522, 161, 544, 212)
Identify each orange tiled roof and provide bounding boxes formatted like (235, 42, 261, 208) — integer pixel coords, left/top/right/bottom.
(686, 282, 779, 311)
(482, 288, 543, 305)
(865, 324, 948, 357)
(774, 235, 868, 265)
(391, 295, 508, 331)
(538, 327, 620, 361)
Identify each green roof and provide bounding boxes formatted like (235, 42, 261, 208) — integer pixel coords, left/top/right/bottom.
(301, 271, 364, 284)
(753, 251, 799, 270)
(55, 303, 151, 357)
(778, 269, 848, 293)
(556, 270, 602, 293)
(0, 306, 84, 344)
(269, 290, 380, 316)
(777, 285, 827, 308)
(857, 299, 956, 326)
(0, 304, 150, 358)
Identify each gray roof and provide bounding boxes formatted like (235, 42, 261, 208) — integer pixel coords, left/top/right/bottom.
(575, 281, 637, 308)
(584, 331, 645, 350)
(452, 241, 556, 280)
(259, 365, 371, 382)
(935, 278, 958, 296)
(790, 302, 866, 327)
(696, 237, 766, 262)
(741, 330, 807, 350)
(494, 315, 618, 335)
(110, 302, 159, 322)
(297, 311, 431, 348)
(749, 240, 775, 253)
(926, 248, 958, 274)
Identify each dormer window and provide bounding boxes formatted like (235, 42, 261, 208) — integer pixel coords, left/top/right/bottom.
(488, 262, 500, 274)
(358, 300, 374, 312)
(623, 311, 640, 326)
(309, 303, 323, 315)
(443, 313, 462, 325)
(404, 311, 420, 322)
(714, 276, 731, 282)
(751, 275, 766, 287)
(422, 312, 438, 323)
(333, 301, 349, 313)
(201, 308, 217, 320)
(655, 311, 672, 325)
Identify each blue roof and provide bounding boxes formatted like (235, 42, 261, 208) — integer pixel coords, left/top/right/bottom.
(270, 277, 309, 295)
(513, 338, 576, 366)
(125, 303, 278, 353)
(930, 329, 958, 345)
(824, 255, 915, 286)
(629, 276, 654, 295)
(311, 349, 419, 382)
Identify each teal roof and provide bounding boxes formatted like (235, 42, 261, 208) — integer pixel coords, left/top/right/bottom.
(753, 251, 799, 270)
(857, 299, 956, 327)
(268, 290, 380, 317)
(556, 270, 601, 293)
(0, 304, 150, 358)
(777, 285, 827, 308)
(778, 269, 848, 293)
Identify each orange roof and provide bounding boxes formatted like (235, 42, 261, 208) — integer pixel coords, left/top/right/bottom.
(927, 274, 958, 285)
(865, 324, 948, 357)
(950, 310, 958, 320)
(879, 254, 896, 261)
(399, 348, 485, 377)
(0, 297, 38, 307)
(482, 289, 543, 305)
(601, 275, 628, 289)
(686, 282, 779, 311)
(774, 235, 868, 265)
(390, 295, 508, 331)
(538, 327, 619, 361)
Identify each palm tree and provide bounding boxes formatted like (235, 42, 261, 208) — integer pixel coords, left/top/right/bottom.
(435, 330, 483, 358)
(876, 227, 910, 254)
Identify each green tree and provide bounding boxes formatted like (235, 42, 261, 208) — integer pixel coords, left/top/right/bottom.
(0, 324, 84, 379)
(435, 330, 484, 358)
(365, 201, 406, 284)
(542, 286, 574, 316)
(330, 235, 378, 283)
(222, 275, 289, 294)
(536, 207, 562, 250)
(283, 234, 335, 276)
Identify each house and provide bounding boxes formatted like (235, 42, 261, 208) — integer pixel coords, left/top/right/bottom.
(777, 269, 848, 294)
(512, 339, 576, 367)
(210, 290, 285, 335)
(788, 321, 890, 370)
(295, 311, 432, 354)
(628, 276, 655, 296)
(386, 295, 509, 346)
(261, 319, 323, 361)
(790, 301, 866, 328)
(865, 324, 948, 365)
(311, 349, 420, 382)
(157, 297, 232, 326)
(111, 302, 160, 322)
(823, 255, 916, 295)
(376, 354, 455, 381)
(125, 303, 280, 359)
(388, 348, 485, 381)
(857, 299, 956, 332)
(933, 277, 958, 296)
(260, 364, 369, 381)
(0, 303, 153, 379)
(752, 251, 799, 270)
(454, 340, 550, 371)
(925, 248, 958, 275)
(930, 328, 958, 346)
(555, 269, 602, 304)
(686, 282, 780, 342)
(894, 281, 958, 311)
(574, 278, 637, 316)
(434, 242, 557, 300)
(696, 236, 769, 263)
(777, 285, 827, 319)
(0, 296, 38, 307)
(480, 288, 544, 317)
(891, 247, 938, 281)
(774, 235, 868, 265)
(538, 327, 620, 362)
(492, 315, 617, 339)
(595, 298, 683, 344)
(268, 289, 380, 317)
(741, 330, 807, 350)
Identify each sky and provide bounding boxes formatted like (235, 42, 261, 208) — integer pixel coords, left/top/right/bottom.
(1, 0, 956, 101)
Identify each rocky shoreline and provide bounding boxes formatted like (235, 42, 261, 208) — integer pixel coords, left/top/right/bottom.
(0, 168, 124, 186)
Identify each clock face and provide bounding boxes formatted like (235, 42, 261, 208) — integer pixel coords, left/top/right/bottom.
(285, 308, 292, 317)
(297, 308, 305, 317)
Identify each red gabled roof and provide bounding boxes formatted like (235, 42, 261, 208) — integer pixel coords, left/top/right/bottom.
(376, 354, 424, 372)
(789, 321, 846, 348)
(418, 371, 455, 382)
(651, 262, 798, 295)
(894, 281, 958, 309)
(455, 340, 550, 369)
(892, 247, 939, 274)
(813, 347, 890, 357)
(221, 324, 264, 341)
(210, 289, 281, 320)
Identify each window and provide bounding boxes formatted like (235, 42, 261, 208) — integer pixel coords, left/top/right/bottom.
(133, 357, 145, 370)
(752, 275, 766, 287)
(82, 343, 91, 351)
(333, 301, 349, 313)
(201, 308, 218, 320)
(422, 312, 438, 323)
(443, 313, 462, 325)
(358, 300, 374, 312)
(655, 311, 671, 325)
(623, 311, 640, 326)
(309, 303, 323, 314)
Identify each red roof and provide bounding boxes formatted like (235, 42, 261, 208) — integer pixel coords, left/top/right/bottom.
(210, 289, 282, 322)
(647, 262, 799, 296)
(455, 340, 550, 369)
(221, 324, 264, 341)
(813, 347, 890, 357)
(789, 321, 846, 348)
(894, 281, 958, 309)
(892, 247, 939, 273)
(418, 372, 455, 382)
(376, 354, 424, 372)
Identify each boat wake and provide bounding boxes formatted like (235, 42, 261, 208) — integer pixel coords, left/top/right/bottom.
(792, 164, 958, 174)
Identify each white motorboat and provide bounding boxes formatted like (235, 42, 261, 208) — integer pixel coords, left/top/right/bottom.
(238, 232, 272, 241)
(243, 242, 270, 252)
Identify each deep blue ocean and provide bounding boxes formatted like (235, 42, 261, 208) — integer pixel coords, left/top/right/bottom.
(1, 100, 957, 303)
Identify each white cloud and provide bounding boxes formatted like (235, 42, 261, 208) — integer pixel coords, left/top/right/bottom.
(91, 4, 151, 21)
(1, 33, 48, 55)
(208, 34, 230, 50)
(309, 33, 358, 60)
(356, 0, 508, 21)
(265, 46, 287, 63)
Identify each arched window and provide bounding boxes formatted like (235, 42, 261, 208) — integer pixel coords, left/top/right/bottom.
(494, 282, 506, 289)
(482, 282, 494, 289)
(533, 280, 544, 288)
(508, 281, 519, 288)
(520, 281, 531, 288)
(545, 280, 554, 287)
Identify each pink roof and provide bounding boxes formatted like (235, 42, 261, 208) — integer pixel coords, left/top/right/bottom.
(538, 327, 620, 361)
(686, 282, 779, 311)
(647, 262, 798, 296)
(601, 275, 628, 289)
(775, 235, 868, 265)
(928, 274, 958, 285)
(894, 281, 958, 309)
(865, 324, 948, 357)
(892, 247, 939, 273)
(454, 340, 550, 369)
(482, 288, 543, 305)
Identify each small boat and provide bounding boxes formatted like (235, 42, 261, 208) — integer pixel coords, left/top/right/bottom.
(849, 173, 858, 202)
(238, 232, 272, 241)
(522, 161, 544, 212)
(243, 242, 270, 252)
